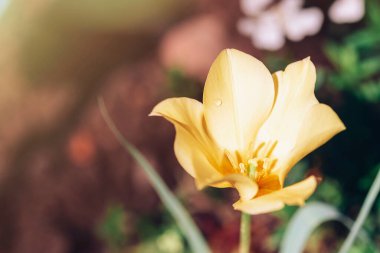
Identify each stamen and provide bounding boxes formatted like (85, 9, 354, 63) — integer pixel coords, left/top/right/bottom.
(239, 163, 246, 173)
(248, 158, 258, 167)
(261, 140, 273, 158)
(235, 151, 244, 164)
(252, 142, 265, 158)
(224, 150, 237, 168)
(266, 140, 278, 157)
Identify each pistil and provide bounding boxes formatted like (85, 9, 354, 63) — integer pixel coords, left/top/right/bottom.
(247, 159, 257, 178)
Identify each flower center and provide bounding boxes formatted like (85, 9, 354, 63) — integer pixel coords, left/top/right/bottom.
(238, 157, 274, 181)
(221, 140, 278, 183)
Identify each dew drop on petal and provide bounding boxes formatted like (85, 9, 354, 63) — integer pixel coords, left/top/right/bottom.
(215, 99, 222, 106)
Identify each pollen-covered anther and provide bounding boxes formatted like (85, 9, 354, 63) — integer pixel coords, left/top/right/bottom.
(248, 158, 258, 167)
(239, 163, 246, 173)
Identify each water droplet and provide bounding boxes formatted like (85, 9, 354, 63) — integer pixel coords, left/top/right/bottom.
(215, 99, 222, 106)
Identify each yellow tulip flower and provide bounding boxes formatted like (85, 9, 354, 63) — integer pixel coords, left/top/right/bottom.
(150, 49, 345, 215)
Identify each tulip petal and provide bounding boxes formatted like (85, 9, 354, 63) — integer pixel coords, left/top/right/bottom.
(203, 49, 275, 152)
(150, 97, 223, 181)
(233, 176, 317, 215)
(277, 103, 346, 181)
(255, 58, 344, 183)
(255, 57, 318, 159)
(204, 173, 259, 201)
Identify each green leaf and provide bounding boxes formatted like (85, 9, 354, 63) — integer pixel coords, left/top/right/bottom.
(279, 202, 348, 253)
(97, 204, 128, 251)
(279, 202, 374, 253)
(340, 46, 359, 75)
(345, 28, 380, 49)
(325, 43, 359, 78)
(357, 80, 380, 103)
(134, 227, 186, 253)
(324, 42, 342, 68)
(98, 97, 211, 253)
(367, 0, 380, 28)
(313, 179, 343, 207)
(338, 167, 380, 253)
(358, 58, 380, 79)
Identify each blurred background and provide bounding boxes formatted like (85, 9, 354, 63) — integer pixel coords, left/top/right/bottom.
(0, 0, 379, 252)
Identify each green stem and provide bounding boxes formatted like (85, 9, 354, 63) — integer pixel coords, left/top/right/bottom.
(239, 212, 251, 253)
(338, 167, 380, 253)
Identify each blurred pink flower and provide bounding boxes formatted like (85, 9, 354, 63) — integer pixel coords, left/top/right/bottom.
(159, 14, 228, 79)
(328, 0, 365, 24)
(238, 0, 324, 51)
(240, 0, 273, 16)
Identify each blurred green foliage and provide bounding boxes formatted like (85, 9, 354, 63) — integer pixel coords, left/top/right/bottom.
(167, 68, 201, 98)
(134, 226, 186, 253)
(319, 1, 380, 229)
(135, 210, 188, 253)
(98, 205, 188, 253)
(97, 204, 128, 252)
(324, 0, 380, 103)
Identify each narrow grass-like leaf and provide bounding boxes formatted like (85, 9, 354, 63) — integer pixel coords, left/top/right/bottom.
(338, 167, 380, 253)
(279, 202, 374, 253)
(280, 202, 349, 253)
(98, 97, 211, 253)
